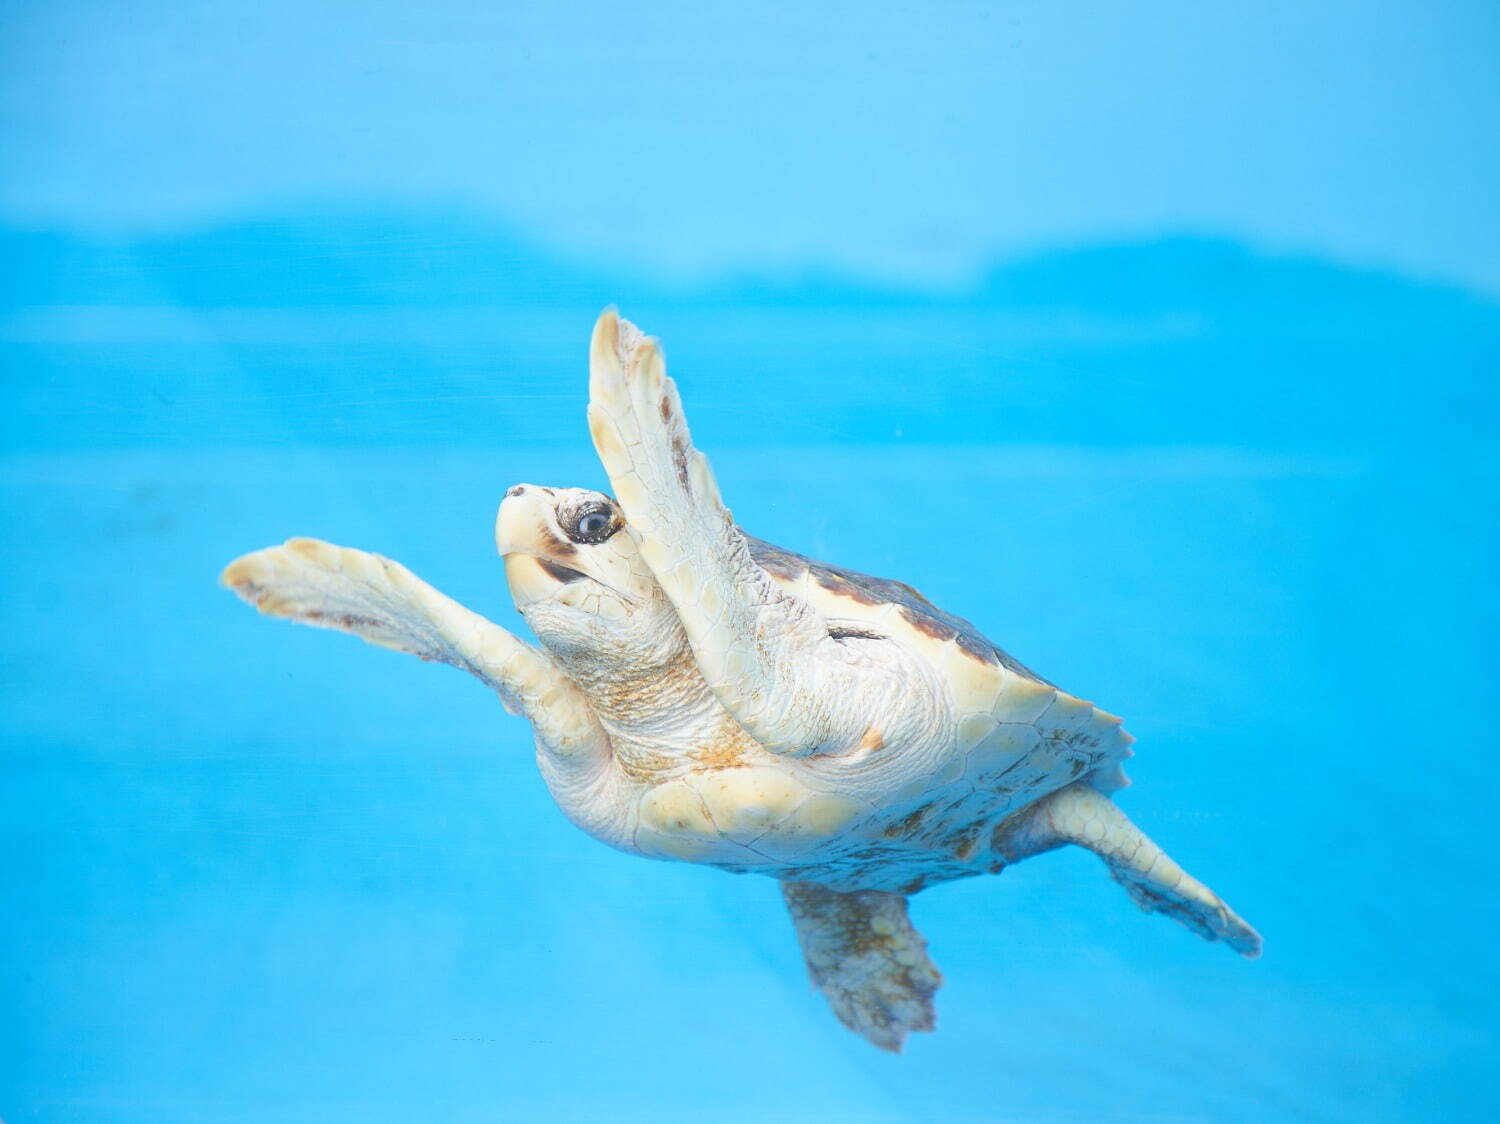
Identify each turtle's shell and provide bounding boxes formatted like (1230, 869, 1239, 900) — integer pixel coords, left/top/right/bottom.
(732, 536, 1137, 893)
(748, 537, 1051, 684)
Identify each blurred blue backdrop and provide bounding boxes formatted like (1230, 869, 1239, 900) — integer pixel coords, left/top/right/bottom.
(2, 3, 1497, 1122)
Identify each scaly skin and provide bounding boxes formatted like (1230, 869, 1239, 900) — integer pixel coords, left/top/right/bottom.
(219, 539, 624, 846)
(220, 310, 1262, 1053)
(782, 881, 942, 1053)
(586, 310, 955, 762)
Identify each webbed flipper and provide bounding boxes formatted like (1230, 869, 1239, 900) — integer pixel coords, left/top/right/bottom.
(781, 880, 942, 1052)
(221, 539, 605, 762)
(995, 782, 1262, 957)
(586, 310, 945, 759)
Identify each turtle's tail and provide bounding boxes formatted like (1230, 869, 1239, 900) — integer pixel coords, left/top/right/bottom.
(1001, 782, 1262, 958)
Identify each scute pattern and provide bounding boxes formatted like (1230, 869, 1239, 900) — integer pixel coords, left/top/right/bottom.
(747, 537, 1053, 684)
(222, 310, 1262, 1055)
(614, 669, 1133, 896)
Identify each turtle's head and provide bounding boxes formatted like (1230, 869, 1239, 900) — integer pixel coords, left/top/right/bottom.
(496, 484, 679, 666)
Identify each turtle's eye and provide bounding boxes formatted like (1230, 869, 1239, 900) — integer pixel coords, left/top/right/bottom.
(563, 501, 619, 544)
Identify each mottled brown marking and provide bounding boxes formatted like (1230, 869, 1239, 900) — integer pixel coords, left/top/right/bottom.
(671, 434, 691, 490)
(882, 803, 931, 840)
(559, 644, 710, 785)
(757, 554, 802, 581)
(693, 726, 752, 770)
(780, 880, 942, 1049)
(305, 610, 382, 632)
(536, 525, 577, 559)
(946, 826, 982, 862)
(814, 568, 884, 606)
(829, 624, 886, 641)
(858, 726, 885, 752)
(613, 745, 681, 785)
(956, 633, 994, 663)
(659, 394, 673, 422)
(1044, 727, 1104, 751)
(744, 536, 1055, 685)
(899, 605, 959, 642)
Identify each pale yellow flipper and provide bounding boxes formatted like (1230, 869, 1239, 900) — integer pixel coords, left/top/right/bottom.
(996, 782, 1262, 957)
(221, 538, 605, 763)
(586, 309, 951, 761)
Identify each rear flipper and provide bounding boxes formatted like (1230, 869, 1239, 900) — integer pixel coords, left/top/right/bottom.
(781, 881, 942, 1052)
(995, 782, 1262, 958)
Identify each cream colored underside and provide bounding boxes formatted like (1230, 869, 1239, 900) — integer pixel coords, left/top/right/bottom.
(620, 574, 1135, 894)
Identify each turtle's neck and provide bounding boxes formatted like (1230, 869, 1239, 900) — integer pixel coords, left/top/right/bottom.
(541, 620, 739, 781)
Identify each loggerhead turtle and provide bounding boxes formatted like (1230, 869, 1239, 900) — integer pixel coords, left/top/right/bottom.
(222, 310, 1260, 1051)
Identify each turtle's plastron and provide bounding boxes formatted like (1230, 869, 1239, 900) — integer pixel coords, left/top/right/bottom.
(221, 309, 1261, 1052)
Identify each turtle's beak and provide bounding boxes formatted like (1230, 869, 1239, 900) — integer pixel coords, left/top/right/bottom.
(496, 484, 639, 609)
(496, 486, 599, 607)
(503, 552, 579, 606)
(495, 484, 547, 559)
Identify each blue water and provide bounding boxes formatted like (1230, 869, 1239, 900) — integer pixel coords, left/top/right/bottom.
(3, 219, 1497, 1121)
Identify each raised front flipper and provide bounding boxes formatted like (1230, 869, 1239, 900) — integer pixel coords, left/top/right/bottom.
(586, 311, 949, 759)
(220, 539, 605, 764)
(781, 880, 942, 1052)
(995, 782, 1262, 957)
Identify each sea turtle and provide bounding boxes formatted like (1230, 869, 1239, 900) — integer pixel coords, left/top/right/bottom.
(222, 310, 1260, 1051)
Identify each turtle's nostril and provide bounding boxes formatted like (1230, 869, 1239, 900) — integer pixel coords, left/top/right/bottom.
(506, 485, 526, 498)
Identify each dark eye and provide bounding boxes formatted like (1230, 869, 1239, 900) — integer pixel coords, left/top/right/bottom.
(564, 501, 618, 544)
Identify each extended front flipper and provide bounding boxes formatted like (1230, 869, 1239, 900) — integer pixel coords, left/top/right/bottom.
(586, 311, 947, 759)
(781, 880, 942, 1052)
(994, 782, 1262, 957)
(221, 539, 606, 764)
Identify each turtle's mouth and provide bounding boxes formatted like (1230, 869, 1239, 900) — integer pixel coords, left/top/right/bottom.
(503, 551, 583, 606)
(535, 557, 587, 585)
(495, 489, 637, 605)
(501, 550, 638, 606)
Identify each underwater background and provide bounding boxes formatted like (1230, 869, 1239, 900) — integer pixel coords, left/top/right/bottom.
(3, 3, 1498, 1121)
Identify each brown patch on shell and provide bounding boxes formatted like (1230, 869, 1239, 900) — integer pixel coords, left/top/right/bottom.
(780, 880, 942, 1048)
(944, 825, 983, 862)
(744, 536, 1053, 685)
(1043, 727, 1104, 751)
(858, 726, 885, 752)
(814, 568, 884, 606)
(899, 605, 958, 642)
(829, 624, 886, 641)
(882, 803, 932, 840)
(562, 645, 712, 786)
